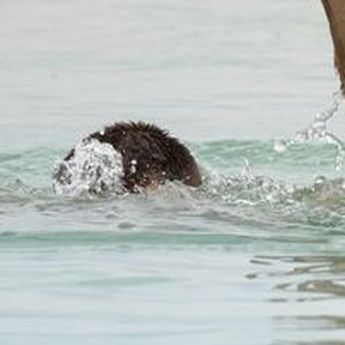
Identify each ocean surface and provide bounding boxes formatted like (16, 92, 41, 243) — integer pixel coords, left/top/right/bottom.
(2, 0, 345, 344)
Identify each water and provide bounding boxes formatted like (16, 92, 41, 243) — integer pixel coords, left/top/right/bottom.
(52, 138, 125, 196)
(2, 0, 345, 344)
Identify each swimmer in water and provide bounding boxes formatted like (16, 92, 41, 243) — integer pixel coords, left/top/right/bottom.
(53, 121, 202, 194)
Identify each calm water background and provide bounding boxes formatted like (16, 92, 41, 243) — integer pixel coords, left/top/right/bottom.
(2, 0, 345, 344)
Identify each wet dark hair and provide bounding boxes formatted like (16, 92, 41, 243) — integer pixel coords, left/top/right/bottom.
(66, 121, 202, 192)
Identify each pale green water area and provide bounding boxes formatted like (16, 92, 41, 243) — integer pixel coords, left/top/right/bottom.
(2, 0, 345, 344)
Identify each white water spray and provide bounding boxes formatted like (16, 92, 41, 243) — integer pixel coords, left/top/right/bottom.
(275, 91, 345, 170)
(52, 139, 124, 197)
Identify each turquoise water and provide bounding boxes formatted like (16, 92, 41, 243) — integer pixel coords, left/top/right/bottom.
(2, 142, 345, 344)
(2, 0, 345, 344)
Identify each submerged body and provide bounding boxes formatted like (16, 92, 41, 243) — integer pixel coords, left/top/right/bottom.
(53, 122, 202, 195)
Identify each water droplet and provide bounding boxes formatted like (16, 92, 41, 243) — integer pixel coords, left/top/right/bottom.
(274, 140, 287, 153)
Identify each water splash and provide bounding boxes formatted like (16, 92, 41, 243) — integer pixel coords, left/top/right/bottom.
(275, 91, 345, 170)
(202, 165, 296, 207)
(1, 140, 345, 229)
(52, 138, 125, 197)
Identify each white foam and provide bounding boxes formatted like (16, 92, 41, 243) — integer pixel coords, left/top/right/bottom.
(52, 138, 124, 197)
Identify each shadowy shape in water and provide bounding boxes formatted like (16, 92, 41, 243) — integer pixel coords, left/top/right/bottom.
(322, 0, 345, 94)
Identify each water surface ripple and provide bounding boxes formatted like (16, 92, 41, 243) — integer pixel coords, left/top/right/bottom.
(1, 141, 345, 344)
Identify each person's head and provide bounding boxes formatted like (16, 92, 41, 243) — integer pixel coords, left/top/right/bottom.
(89, 122, 202, 192)
(56, 121, 202, 194)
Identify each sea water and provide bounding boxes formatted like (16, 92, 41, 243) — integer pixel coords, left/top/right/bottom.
(1, 0, 345, 344)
